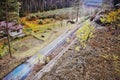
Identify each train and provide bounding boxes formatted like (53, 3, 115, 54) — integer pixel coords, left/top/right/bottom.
(4, 20, 86, 80)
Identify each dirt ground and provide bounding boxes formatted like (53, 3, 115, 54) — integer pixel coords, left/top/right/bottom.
(0, 36, 41, 79)
(0, 55, 28, 79)
(41, 26, 120, 80)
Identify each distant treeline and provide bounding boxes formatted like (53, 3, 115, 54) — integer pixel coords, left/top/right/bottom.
(19, 0, 75, 16)
(0, 0, 119, 21)
(113, 0, 120, 5)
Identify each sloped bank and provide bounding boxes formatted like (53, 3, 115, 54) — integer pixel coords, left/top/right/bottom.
(40, 21, 120, 80)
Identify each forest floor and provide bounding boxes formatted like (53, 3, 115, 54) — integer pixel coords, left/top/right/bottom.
(40, 24, 120, 80)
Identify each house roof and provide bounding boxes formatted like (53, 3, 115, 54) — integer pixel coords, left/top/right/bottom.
(0, 21, 23, 31)
(9, 24, 23, 31)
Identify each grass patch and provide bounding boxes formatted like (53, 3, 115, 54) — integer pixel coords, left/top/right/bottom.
(26, 7, 75, 21)
(23, 20, 67, 41)
(32, 32, 51, 41)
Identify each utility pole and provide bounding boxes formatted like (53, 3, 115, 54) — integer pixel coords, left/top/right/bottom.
(74, 0, 80, 22)
(5, 0, 12, 57)
(76, 5, 79, 22)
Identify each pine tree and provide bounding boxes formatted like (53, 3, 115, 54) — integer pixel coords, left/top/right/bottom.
(73, 0, 82, 22)
(0, 0, 20, 22)
(0, 1, 6, 21)
(7, 0, 20, 22)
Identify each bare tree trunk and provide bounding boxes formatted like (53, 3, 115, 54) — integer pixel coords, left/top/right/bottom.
(5, 0, 12, 57)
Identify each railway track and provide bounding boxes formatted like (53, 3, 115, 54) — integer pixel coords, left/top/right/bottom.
(26, 30, 77, 80)
(32, 37, 77, 80)
(3, 19, 87, 80)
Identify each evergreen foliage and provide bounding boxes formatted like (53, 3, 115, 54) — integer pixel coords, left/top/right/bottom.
(0, 0, 20, 22)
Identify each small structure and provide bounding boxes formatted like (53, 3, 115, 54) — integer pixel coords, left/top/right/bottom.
(0, 21, 25, 38)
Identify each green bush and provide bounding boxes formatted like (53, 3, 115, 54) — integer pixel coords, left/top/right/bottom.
(25, 28, 32, 32)
(0, 48, 3, 57)
(40, 14, 47, 19)
(26, 14, 36, 21)
(36, 14, 41, 18)
(38, 19, 44, 24)
(8, 12, 19, 22)
(0, 46, 5, 57)
(21, 21, 26, 26)
(55, 15, 61, 20)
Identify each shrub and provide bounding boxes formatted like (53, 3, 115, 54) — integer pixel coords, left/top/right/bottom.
(55, 15, 61, 20)
(26, 14, 36, 21)
(76, 21, 94, 48)
(8, 12, 19, 22)
(0, 47, 3, 57)
(23, 28, 32, 35)
(38, 19, 44, 24)
(20, 21, 26, 26)
(40, 14, 46, 20)
(100, 9, 120, 27)
(44, 19, 52, 24)
(36, 14, 41, 19)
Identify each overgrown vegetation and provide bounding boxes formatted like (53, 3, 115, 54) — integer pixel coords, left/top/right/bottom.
(41, 24, 120, 80)
(25, 8, 74, 21)
(76, 21, 94, 48)
(0, 0, 20, 22)
(20, 8, 75, 39)
(0, 7, 73, 57)
(100, 9, 120, 29)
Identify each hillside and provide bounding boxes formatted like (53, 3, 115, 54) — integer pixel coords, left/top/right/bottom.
(0, 0, 120, 80)
(41, 21, 120, 80)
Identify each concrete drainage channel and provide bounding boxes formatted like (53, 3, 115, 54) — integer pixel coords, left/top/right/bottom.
(3, 20, 87, 80)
